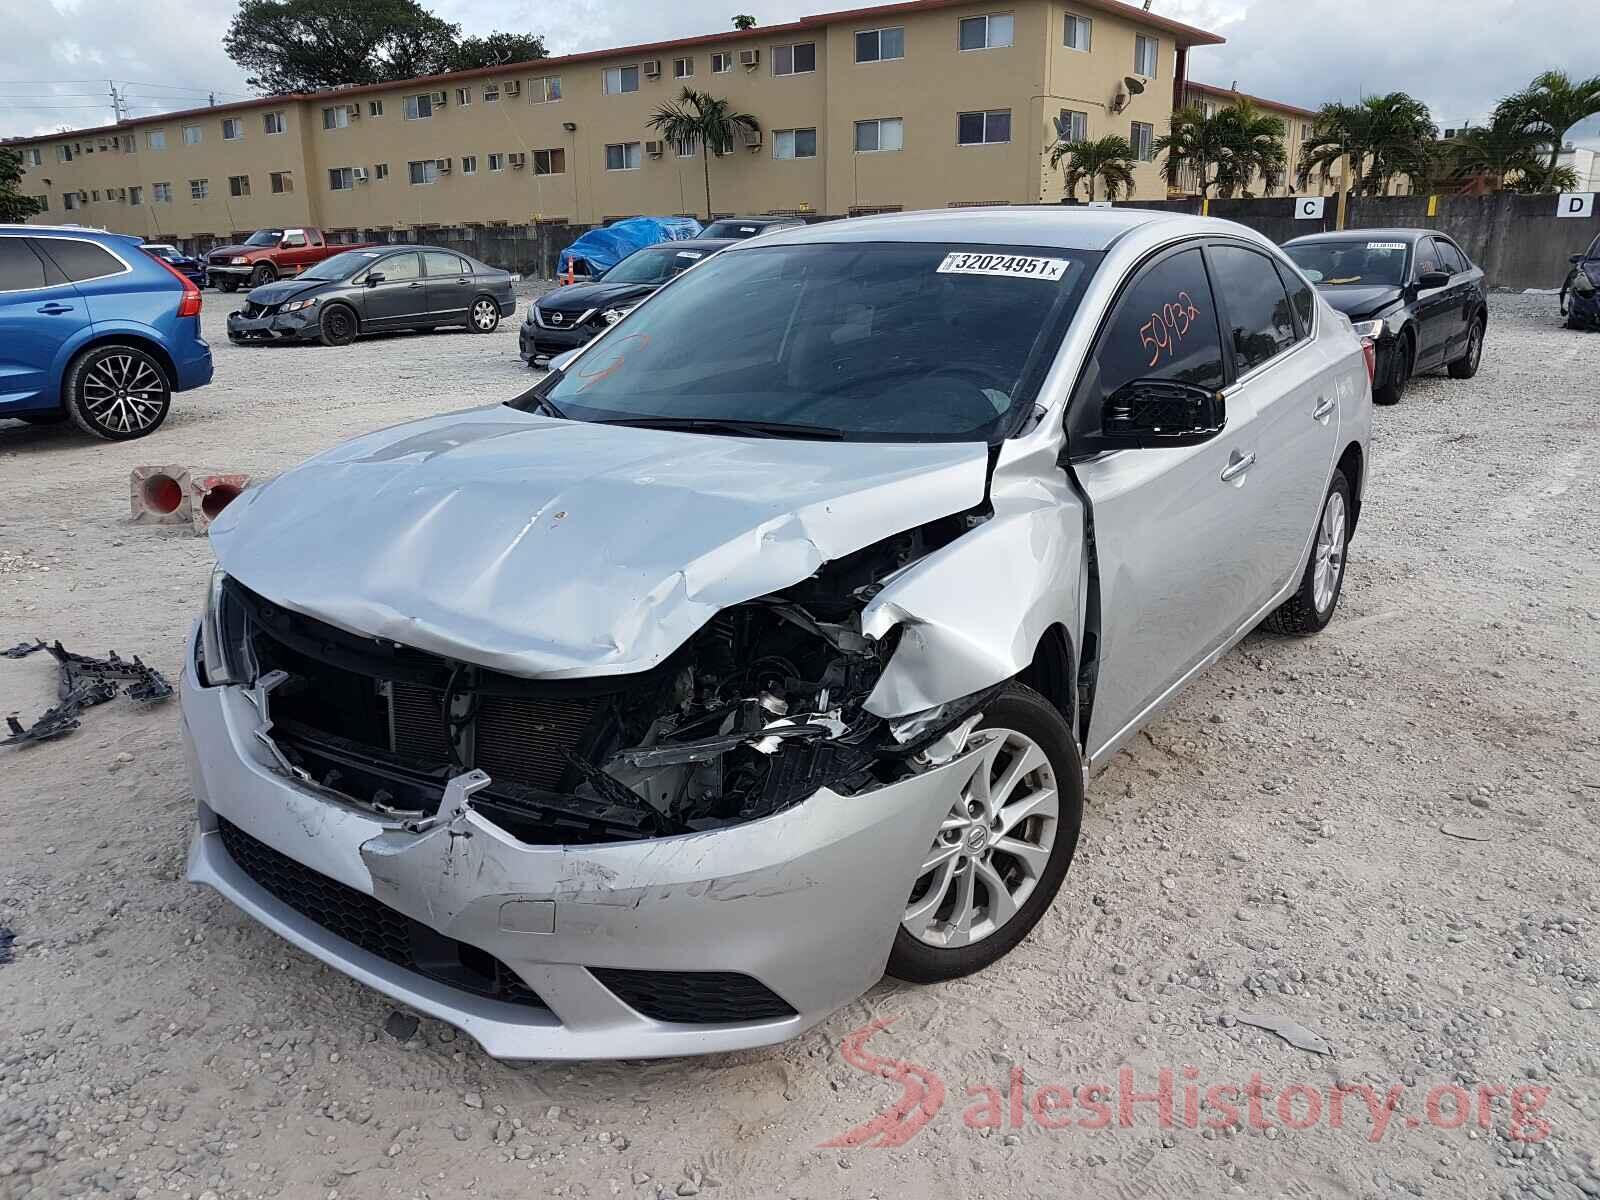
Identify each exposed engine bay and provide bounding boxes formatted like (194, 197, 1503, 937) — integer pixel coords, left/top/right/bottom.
(209, 508, 991, 845)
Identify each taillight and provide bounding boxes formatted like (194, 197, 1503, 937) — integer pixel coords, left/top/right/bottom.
(1360, 337, 1376, 383)
(150, 252, 203, 318)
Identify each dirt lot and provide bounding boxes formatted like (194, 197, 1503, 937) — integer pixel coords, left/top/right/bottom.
(1, 290, 1597, 1200)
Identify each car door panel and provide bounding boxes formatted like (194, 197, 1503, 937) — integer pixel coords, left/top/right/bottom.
(362, 252, 426, 325)
(422, 251, 471, 322)
(1432, 238, 1473, 360)
(1409, 238, 1451, 367)
(0, 237, 85, 412)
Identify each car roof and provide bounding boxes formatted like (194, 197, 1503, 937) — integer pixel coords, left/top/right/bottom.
(664, 239, 737, 252)
(0, 223, 142, 247)
(745, 206, 1222, 253)
(710, 217, 800, 226)
(1284, 228, 1435, 246)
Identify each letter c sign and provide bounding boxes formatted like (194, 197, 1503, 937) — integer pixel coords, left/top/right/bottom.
(1295, 197, 1326, 220)
(1557, 192, 1596, 218)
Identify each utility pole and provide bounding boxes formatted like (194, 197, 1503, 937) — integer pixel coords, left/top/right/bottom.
(108, 80, 125, 123)
(1335, 144, 1350, 230)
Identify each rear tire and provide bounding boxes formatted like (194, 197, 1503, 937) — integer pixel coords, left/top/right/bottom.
(469, 297, 500, 333)
(318, 304, 358, 347)
(1448, 316, 1484, 379)
(1373, 332, 1411, 405)
(1263, 469, 1352, 636)
(64, 344, 172, 441)
(886, 684, 1083, 984)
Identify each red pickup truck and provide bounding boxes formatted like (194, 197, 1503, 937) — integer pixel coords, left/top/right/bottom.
(206, 227, 374, 292)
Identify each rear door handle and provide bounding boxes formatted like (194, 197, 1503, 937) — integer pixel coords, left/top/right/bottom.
(1312, 396, 1335, 422)
(1220, 450, 1256, 483)
(37, 303, 74, 314)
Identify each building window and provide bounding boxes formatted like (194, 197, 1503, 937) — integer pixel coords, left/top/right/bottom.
(674, 56, 694, 78)
(530, 75, 561, 102)
(711, 51, 733, 73)
(375, 162, 389, 180)
(368, 99, 384, 116)
(488, 153, 505, 172)
(773, 42, 816, 75)
(36, 194, 48, 210)
(323, 105, 351, 129)
(222, 117, 243, 140)
(404, 94, 434, 120)
(854, 117, 903, 152)
(855, 27, 904, 62)
(674, 137, 696, 158)
(63, 193, 79, 210)
(263, 111, 285, 135)
(456, 86, 472, 106)
(91, 189, 100, 202)
(153, 182, 172, 202)
(26, 147, 42, 166)
(189, 178, 208, 199)
(1064, 12, 1091, 50)
(959, 14, 1013, 50)
(534, 148, 566, 174)
(773, 128, 817, 159)
(57, 144, 73, 162)
(1301, 121, 1313, 141)
(408, 159, 439, 185)
(149, 131, 169, 150)
(127, 185, 142, 205)
(461, 155, 478, 175)
(605, 141, 642, 170)
(328, 167, 354, 190)
(1130, 121, 1154, 160)
(603, 65, 639, 94)
(1134, 34, 1159, 77)
(1058, 108, 1088, 142)
(269, 171, 292, 194)
(483, 82, 500, 102)
(229, 174, 250, 197)
(120, 134, 135, 152)
(958, 109, 1011, 145)
(182, 124, 202, 145)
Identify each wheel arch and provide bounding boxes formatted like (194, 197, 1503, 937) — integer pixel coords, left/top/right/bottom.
(59, 333, 177, 409)
(320, 299, 361, 331)
(1337, 440, 1364, 535)
(1018, 623, 1076, 739)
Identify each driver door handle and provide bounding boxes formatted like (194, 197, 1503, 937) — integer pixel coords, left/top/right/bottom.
(1220, 450, 1256, 483)
(1312, 396, 1335, 421)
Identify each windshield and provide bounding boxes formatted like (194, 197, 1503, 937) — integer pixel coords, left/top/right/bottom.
(143, 246, 179, 260)
(702, 221, 769, 239)
(513, 241, 1101, 442)
(602, 245, 712, 285)
(244, 230, 284, 247)
(301, 249, 385, 281)
(1285, 240, 1410, 287)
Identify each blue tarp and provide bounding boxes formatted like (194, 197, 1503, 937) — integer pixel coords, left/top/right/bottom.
(557, 216, 703, 276)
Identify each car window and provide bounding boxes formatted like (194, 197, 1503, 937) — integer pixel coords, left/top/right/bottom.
(1412, 238, 1442, 279)
(1433, 239, 1466, 275)
(36, 238, 126, 284)
(422, 251, 468, 277)
(0, 238, 49, 291)
(1207, 245, 1298, 375)
(1275, 260, 1315, 338)
(1087, 247, 1225, 412)
(375, 252, 421, 281)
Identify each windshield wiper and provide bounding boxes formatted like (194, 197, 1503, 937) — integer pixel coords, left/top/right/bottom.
(530, 390, 568, 419)
(592, 416, 845, 440)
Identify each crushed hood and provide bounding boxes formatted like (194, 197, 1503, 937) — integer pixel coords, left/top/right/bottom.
(243, 278, 323, 305)
(209, 406, 990, 679)
(1317, 284, 1404, 321)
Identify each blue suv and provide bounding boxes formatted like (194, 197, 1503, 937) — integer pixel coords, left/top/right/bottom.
(0, 225, 213, 440)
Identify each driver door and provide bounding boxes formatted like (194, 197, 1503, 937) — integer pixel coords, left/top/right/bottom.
(1067, 243, 1265, 762)
(361, 252, 426, 326)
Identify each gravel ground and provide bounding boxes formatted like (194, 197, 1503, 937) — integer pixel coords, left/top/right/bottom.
(0, 289, 1597, 1200)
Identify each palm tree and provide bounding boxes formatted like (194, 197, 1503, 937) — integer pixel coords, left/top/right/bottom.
(1445, 107, 1548, 192)
(1212, 98, 1287, 197)
(1502, 70, 1600, 171)
(1298, 93, 1436, 196)
(1048, 135, 1137, 201)
(1153, 104, 1231, 197)
(646, 88, 761, 221)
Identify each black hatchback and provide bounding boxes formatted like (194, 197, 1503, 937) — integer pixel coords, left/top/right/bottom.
(1283, 229, 1488, 404)
(227, 245, 517, 347)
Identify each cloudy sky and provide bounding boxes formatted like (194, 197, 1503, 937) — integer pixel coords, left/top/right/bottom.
(3, 0, 1597, 147)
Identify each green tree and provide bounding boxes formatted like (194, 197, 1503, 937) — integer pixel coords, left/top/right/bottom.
(1445, 106, 1547, 192)
(1502, 70, 1600, 171)
(1049, 134, 1137, 201)
(0, 147, 45, 223)
(1211, 98, 1287, 197)
(732, 14, 757, 30)
(1152, 104, 1232, 197)
(1297, 93, 1437, 197)
(647, 88, 761, 220)
(449, 32, 548, 71)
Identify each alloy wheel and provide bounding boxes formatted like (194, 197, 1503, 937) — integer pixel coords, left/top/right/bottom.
(472, 299, 499, 331)
(902, 728, 1059, 949)
(80, 352, 167, 435)
(1312, 490, 1347, 614)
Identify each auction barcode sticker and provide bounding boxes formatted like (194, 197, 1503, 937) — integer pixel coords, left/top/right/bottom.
(937, 252, 1070, 280)
(1366, 242, 1408, 251)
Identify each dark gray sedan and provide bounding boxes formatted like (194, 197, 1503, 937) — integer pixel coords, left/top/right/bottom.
(227, 246, 517, 346)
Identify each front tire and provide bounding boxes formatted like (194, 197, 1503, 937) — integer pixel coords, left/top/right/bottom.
(886, 684, 1083, 984)
(1263, 469, 1352, 636)
(318, 304, 358, 347)
(1448, 316, 1484, 379)
(469, 297, 501, 333)
(249, 264, 276, 288)
(64, 344, 171, 441)
(1373, 332, 1411, 405)
(218, 278, 239, 294)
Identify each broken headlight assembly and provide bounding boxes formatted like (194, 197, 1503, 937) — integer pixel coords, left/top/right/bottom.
(198, 567, 256, 687)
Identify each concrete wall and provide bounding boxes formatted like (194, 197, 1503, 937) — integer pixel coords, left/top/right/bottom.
(1095, 193, 1600, 289)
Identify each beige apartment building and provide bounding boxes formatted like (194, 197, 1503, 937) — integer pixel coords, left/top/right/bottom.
(1180, 81, 1323, 196)
(10, 0, 1223, 243)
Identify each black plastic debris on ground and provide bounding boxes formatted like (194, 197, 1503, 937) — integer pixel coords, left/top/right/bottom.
(2, 640, 173, 748)
(0, 927, 15, 965)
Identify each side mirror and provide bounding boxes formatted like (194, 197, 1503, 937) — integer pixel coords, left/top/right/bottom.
(365, 273, 385, 286)
(1416, 269, 1451, 290)
(1102, 380, 1226, 448)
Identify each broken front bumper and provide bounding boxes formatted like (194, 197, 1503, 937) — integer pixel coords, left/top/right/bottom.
(227, 308, 318, 342)
(180, 623, 964, 1059)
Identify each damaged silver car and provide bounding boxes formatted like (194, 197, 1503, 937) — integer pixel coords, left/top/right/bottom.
(183, 209, 1372, 1059)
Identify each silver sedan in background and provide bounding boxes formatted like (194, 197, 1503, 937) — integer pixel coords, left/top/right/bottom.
(184, 208, 1372, 1059)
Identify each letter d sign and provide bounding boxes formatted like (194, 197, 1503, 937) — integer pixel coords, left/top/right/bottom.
(1557, 192, 1595, 218)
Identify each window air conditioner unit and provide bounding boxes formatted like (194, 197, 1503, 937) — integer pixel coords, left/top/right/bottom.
(645, 139, 664, 157)
(434, 157, 452, 173)
(643, 59, 662, 78)
(739, 48, 759, 67)
(430, 91, 448, 105)
(740, 127, 763, 149)
(353, 166, 368, 182)
(503, 80, 521, 96)
(508, 152, 527, 169)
